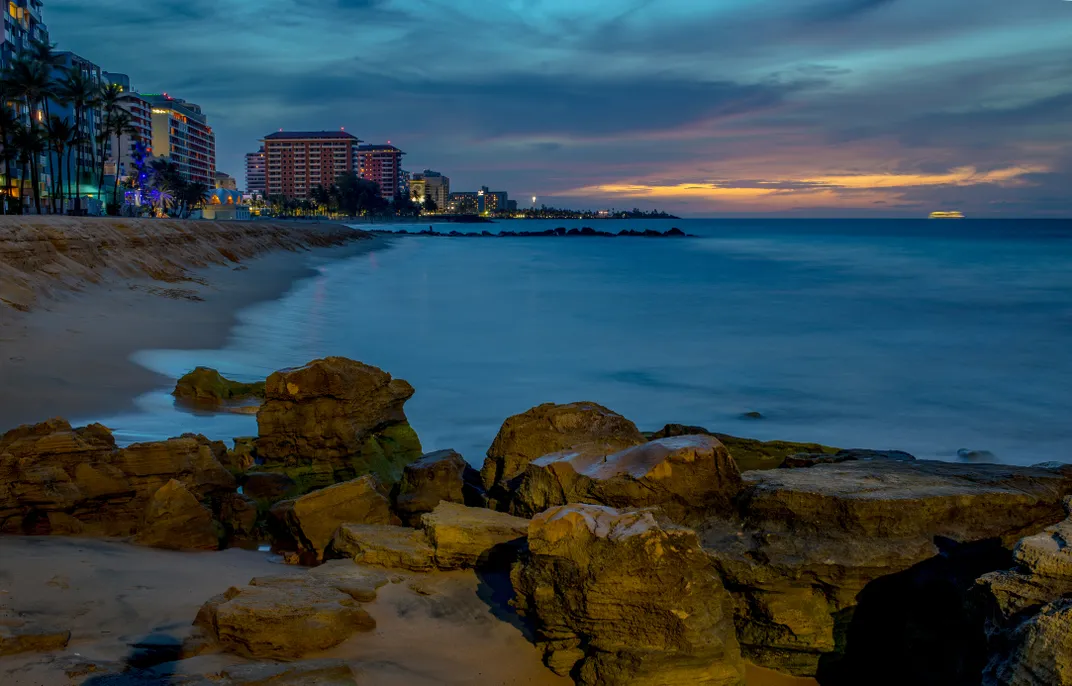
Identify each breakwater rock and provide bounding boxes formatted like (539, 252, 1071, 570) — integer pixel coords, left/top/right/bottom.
(371, 226, 693, 238)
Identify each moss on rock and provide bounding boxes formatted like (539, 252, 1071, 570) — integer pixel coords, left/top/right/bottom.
(173, 367, 265, 406)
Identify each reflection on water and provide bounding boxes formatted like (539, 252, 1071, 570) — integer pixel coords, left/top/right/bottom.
(80, 219, 1072, 466)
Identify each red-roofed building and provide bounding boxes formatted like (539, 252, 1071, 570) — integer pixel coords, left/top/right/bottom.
(356, 144, 405, 200)
(262, 131, 362, 200)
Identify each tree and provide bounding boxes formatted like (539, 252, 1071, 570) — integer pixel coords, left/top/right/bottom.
(10, 122, 44, 214)
(392, 191, 419, 217)
(108, 110, 137, 212)
(422, 195, 438, 214)
(0, 86, 19, 214)
(334, 171, 387, 216)
(54, 66, 97, 214)
(44, 115, 75, 214)
(5, 57, 52, 213)
(96, 83, 123, 204)
(180, 181, 209, 218)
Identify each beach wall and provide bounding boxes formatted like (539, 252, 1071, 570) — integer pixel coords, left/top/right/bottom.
(0, 216, 365, 314)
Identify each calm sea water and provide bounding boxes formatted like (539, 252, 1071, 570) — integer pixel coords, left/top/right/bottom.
(81, 219, 1072, 467)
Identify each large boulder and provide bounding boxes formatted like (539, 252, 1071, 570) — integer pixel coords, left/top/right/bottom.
(254, 357, 423, 489)
(194, 575, 376, 659)
(270, 474, 398, 562)
(0, 419, 235, 538)
(976, 499, 1072, 685)
(701, 459, 1072, 681)
(173, 367, 265, 407)
(480, 402, 646, 508)
(647, 423, 838, 471)
(511, 504, 745, 685)
(134, 479, 220, 551)
(510, 435, 743, 523)
(394, 449, 483, 525)
(330, 501, 529, 571)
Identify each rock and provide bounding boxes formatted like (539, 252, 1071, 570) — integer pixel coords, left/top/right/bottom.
(983, 599, 1072, 686)
(782, 448, 916, 469)
(394, 449, 481, 525)
(959, 448, 999, 462)
(511, 504, 745, 685)
(480, 402, 646, 508)
(224, 437, 257, 472)
(254, 357, 423, 489)
(242, 472, 297, 503)
(194, 577, 375, 659)
(330, 502, 530, 571)
(701, 459, 1072, 679)
(173, 367, 265, 407)
(647, 423, 838, 471)
(421, 501, 529, 569)
(510, 435, 743, 523)
(0, 419, 235, 538)
(134, 479, 221, 551)
(270, 474, 399, 562)
(331, 524, 437, 572)
(218, 492, 258, 538)
(0, 621, 71, 656)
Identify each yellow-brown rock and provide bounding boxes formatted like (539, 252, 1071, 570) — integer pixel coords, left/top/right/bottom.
(511, 504, 745, 685)
(134, 479, 220, 551)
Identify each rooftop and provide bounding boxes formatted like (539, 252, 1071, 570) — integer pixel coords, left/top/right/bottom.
(357, 144, 404, 153)
(264, 131, 361, 141)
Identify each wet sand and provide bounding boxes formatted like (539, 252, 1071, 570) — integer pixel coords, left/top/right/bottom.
(0, 228, 379, 431)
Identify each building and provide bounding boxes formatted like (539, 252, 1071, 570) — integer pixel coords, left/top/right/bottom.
(356, 144, 404, 200)
(262, 131, 362, 200)
(478, 186, 509, 214)
(214, 171, 237, 191)
(447, 191, 479, 215)
(101, 73, 152, 195)
(1, 0, 48, 68)
(52, 52, 105, 199)
(245, 147, 265, 196)
(410, 169, 449, 211)
(202, 187, 249, 220)
(143, 93, 216, 186)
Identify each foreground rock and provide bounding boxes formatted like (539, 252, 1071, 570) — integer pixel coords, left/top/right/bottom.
(331, 502, 528, 571)
(134, 479, 220, 551)
(510, 435, 742, 523)
(0, 419, 235, 543)
(512, 504, 744, 685)
(194, 569, 381, 659)
(977, 499, 1072, 685)
(648, 423, 838, 471)
(701, 459, 1072, 681)
(0, 609, 71, 656)
(481, 402, 646, 508)
(254, 357, 423, 490)
(394, 449, 484, 525)
(270, 475, 398, 562)
(173, 367, 265, 408)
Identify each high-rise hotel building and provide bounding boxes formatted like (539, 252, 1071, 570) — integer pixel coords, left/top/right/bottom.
(143, 94, 216, 186)
(245, 147, 266, 196)
(356, 144, 405, 200)
(262, 131, 361, 200)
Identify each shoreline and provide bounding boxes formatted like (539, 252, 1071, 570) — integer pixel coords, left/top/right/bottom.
(0, 218, 380, 431)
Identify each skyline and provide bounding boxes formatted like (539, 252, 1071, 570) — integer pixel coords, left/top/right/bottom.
(47, 0, 1072, 217)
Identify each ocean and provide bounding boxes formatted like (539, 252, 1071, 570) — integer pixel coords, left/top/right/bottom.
(82, 218, 1072, 467)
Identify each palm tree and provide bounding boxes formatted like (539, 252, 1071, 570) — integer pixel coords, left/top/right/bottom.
(45, 115, 75, 214)
(5, 57, 52, 213)
(96, 83, 123, 204)
(108, 110, 137, 212)
(11, 122, 44, 214)
(0, 85, 19, 214)
(182, 181, 209, 218)
(54, 66, 96, 213)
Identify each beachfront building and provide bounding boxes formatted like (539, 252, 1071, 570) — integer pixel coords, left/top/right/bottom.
(201, 187, 250, 220)
(214, 171, 237, 190)
(103, 73, 153, 189)
(410, 169, 449, 210)
(356, 144, 404, 200)
(1, 0, 50, 210)
(262, 130, 362, 200)
(143, 93, 216, 186)
(51, 52, 105, 202)
(447, 191, 479, 215)
(245, 147, 265, 196)
(478, 186, 509, 214)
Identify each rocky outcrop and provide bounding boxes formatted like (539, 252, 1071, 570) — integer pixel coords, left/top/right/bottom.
(647, 423, 838, 471)
(977, 499, 1072, 685)
(134, 479, 220, 551)
(781, 448, 916, 468)
(241, 472, 296, 503)
(254, 357, 423, 490)
(193, 570, 379, 659)
(330, 501, 529, 571)
(511, 504, 745, 685)
(480, 402, 646, 508)
(701, 459, 1072, 680)
(394, 449, 483, 525)
(270, 474, 398, 562)
(0, 608, 71, 657)
(172, 367, 264, 408)
(0, 419, 235, 541)
(510, 435, 742, 523)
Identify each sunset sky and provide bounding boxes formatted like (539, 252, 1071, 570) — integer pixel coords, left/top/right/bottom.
(49, 0, 1072, 216)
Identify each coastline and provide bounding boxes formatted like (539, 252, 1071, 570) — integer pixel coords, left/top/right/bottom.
(0, 218, 380, 431)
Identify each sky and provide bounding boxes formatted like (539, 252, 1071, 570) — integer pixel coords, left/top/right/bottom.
(47, 0, 1072, 217)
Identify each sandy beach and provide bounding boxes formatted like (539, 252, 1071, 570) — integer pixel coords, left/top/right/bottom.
(0, 217, 376, 430)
